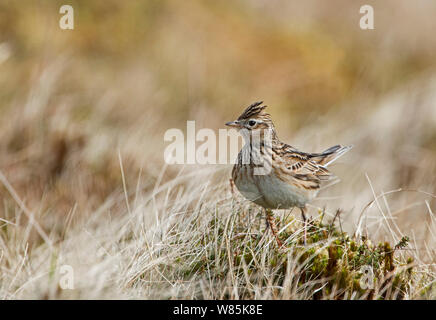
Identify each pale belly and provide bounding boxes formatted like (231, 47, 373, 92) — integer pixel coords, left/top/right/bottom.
(234, 166, 315, 209)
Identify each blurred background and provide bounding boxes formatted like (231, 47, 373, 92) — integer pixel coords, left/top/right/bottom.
(1, 0, 436, 256)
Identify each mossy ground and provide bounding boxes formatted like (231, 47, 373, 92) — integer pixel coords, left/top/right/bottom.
(154, 204, 427, 300)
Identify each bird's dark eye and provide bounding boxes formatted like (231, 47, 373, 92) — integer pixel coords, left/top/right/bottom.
(248, 120, 256, 127)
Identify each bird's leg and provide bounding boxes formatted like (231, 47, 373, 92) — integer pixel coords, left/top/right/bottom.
(300, 207, 307, 245)
(229, 178, 235, 196)
(265, 208, 283, 247)
(300, 207, 307, 222)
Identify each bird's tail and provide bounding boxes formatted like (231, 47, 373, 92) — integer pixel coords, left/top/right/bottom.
(312, 145, 353, 167)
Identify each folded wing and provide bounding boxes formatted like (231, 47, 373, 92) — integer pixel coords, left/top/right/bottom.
(273, 144, 352, 191)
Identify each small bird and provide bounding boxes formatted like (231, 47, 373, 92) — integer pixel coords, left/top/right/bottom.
(226, 101, 352, 246)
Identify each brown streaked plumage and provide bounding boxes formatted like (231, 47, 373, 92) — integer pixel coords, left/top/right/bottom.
(226, 101, 352, 246)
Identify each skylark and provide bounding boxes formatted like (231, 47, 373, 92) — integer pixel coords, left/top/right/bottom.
(226, 101, 352, 246)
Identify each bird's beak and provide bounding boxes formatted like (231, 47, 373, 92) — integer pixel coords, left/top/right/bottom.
(225, 120, 240, 128)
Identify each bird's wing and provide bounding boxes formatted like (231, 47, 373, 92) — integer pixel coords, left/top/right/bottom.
(272, 144, 335, 190)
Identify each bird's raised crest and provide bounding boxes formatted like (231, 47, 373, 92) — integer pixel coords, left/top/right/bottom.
(238, 101, 268, 120)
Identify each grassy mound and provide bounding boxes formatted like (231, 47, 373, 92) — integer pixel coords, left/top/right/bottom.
(144, 203, 430, 300)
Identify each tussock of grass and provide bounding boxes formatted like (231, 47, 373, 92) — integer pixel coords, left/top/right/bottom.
(125, 188, 433, 300)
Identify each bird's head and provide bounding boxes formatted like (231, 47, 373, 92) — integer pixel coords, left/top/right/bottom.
(225, 101, 275, 132)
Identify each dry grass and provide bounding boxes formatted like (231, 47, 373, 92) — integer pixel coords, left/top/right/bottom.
(0, 0, 436, 299)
